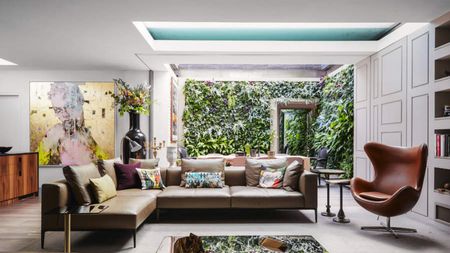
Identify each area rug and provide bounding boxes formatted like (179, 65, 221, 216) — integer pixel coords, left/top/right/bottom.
(157, 235, 328, 253)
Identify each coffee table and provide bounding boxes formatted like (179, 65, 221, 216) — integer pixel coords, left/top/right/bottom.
(156, 235, 328, 253)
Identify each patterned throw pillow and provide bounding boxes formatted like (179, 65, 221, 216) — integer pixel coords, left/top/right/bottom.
(185, 172, 224, 188)
(259, 167, 286, 188)
(136, 168, 166, 190)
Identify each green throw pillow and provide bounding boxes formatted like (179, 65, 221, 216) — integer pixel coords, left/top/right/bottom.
(89, 175, 117, 203)
(136, 168, 166, 189)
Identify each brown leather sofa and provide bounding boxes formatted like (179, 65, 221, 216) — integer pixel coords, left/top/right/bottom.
(41, 165, 317, 248)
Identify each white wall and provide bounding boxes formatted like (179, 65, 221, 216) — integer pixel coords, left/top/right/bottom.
(353, 26, 431, 217)
(151, 70, 177, 168)
(0, 69, 149, 185)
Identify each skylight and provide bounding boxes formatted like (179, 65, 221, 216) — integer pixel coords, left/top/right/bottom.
(0, 58, 17, 66)
(139, 22, 399, 41)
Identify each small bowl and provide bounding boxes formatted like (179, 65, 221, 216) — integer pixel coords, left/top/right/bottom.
(0, 146, 12, 153)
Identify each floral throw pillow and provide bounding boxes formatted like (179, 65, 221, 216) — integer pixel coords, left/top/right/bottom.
(185, 172, 224, 188)
(258, 167, 286, 188)
(136, 168, 165, 190)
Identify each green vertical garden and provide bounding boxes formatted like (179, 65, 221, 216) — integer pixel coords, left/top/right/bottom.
(182, 66, 354, 177)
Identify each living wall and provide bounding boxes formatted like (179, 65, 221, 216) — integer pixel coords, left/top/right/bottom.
(313, 66, 354, 178)
(283, 109, 311, 155)
(182, 66, 354, 177)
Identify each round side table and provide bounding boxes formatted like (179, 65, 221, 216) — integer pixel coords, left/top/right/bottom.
(325, 178, 351, 223)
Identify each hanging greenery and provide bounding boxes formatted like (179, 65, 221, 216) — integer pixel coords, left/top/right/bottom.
(182, 66, 354, 177)
(283, 109, 311, 155)
(313, 66, 354, 178)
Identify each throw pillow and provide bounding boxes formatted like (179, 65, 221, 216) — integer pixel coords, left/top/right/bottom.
(245, 158, 287, 186)
(259, 167, 285, 188)
(63, 163, 101, 205)
(185, 172, 224, 188)
(180, 159, 225, 187)
(136, 168, 166, 189)
(98, 157, 122, 188)
(89, 175, 117, 203)
(283, 160, 304, 191)
(129, 158, 160, 169)
(114, 162, 141, 190)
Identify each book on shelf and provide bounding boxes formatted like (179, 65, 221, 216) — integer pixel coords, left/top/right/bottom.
(436, 133, 450, 157)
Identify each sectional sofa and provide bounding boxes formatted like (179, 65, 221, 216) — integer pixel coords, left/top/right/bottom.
(41, 159, 317, 248)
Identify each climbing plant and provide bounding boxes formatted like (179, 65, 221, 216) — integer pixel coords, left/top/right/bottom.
(283, 109, 311, 155)
(313, 66, 354, 178)
(182, 65, 354, 177)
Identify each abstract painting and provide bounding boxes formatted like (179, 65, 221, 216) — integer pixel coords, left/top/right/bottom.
(30, 82, 115, 166)
(170, 77, 178, 143)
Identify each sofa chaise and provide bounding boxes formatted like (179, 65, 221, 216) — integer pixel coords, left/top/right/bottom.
(41, 160, 317, 248)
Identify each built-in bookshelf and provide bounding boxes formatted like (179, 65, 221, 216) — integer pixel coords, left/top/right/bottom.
(434, 129, 450, 158)
(434, 57, 450, 81)
(432, 15, 450, 226)
(435, 20, 450, 49)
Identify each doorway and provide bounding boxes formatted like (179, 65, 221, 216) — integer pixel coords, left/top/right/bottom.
(270, 99, 318, 155)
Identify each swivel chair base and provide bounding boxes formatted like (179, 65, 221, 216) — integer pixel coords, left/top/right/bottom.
(361, 217, 417, 239)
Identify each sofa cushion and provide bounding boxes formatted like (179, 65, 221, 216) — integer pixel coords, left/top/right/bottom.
(185, 172, 224, 188)
(116, 188, 162, 198)
(283, 160, 303, 191)
(114, 162, 141, 190)
(230, 186, 304, 208)
(57, 195, 157, 230)
(245, 158, 287, 186)
(89, 175, 117, 203)
(180, 159, 225, 187)
(259, 167, 285, 188)
(130, 158, 160, 169)
(63, 163, 102, 205)
(157, 185, 231, 208)
(98, 157, 122, 188)
(136, 168, 166, 189)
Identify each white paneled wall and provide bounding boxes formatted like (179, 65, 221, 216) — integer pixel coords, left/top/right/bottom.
(354, 28, 431, 217)
(354, 58, 371, 180)
(407, 27, 431, 217)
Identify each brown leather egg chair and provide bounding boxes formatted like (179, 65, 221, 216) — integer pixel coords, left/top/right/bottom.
(350, 142, 428, 238)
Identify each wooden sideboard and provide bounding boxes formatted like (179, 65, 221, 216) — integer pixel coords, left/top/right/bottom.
(0, 152, 39, 205)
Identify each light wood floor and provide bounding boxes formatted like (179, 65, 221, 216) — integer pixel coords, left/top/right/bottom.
(0, 186, 449, 253)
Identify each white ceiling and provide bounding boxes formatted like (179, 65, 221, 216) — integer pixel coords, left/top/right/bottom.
(0, 0, 449, 71)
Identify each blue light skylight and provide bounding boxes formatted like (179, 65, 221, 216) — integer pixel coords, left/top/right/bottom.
(144, 22, 399, 41)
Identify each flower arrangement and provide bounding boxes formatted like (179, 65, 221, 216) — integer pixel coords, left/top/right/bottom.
(110, 78, 152, 115)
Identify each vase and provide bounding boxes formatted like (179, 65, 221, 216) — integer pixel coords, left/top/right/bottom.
(166, 146, 177, 167)
(122, 111, 147, 164)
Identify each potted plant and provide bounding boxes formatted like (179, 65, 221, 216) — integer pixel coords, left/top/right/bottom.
(110, 78, 152, 163)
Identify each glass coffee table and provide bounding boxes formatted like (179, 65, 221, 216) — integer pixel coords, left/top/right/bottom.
(156, 235, 328, 253)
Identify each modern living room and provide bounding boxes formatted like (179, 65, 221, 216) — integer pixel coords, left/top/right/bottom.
(1, 1, 450, 253)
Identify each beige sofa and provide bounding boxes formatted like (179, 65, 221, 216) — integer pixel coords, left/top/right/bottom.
(41, 165, 317, 249)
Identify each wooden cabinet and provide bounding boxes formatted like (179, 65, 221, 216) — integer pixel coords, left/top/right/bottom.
(0, 152, 38, 204)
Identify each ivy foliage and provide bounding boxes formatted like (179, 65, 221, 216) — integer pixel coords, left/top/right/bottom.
(182, 66, 354, 177)
(283, 109, 311, 156)
(313, 66, 354, 178)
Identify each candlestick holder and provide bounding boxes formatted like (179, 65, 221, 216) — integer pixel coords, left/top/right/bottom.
(147, 137, 165, 159)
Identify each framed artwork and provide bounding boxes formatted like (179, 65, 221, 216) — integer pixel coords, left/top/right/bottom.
(170, 77, 178, 143)
(30, 81, 115, 166)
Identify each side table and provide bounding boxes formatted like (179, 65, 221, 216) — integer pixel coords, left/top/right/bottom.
(59, 205, 109, 253)
(319, 169, 345, 217)
(325, 179, 351, 223)
(311, 168, 345, 186)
